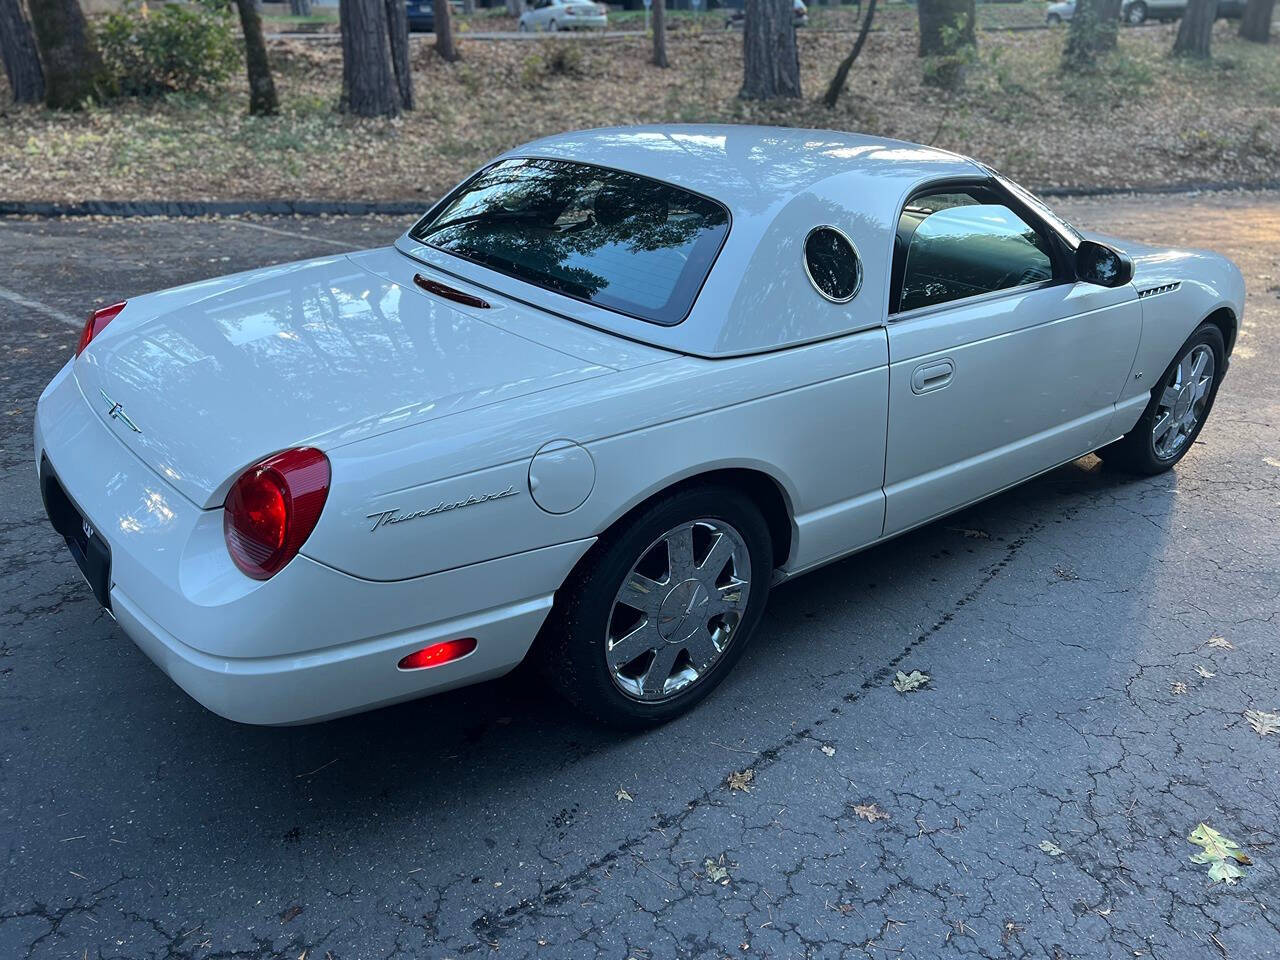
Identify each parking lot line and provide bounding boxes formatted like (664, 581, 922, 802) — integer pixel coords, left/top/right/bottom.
(231, 220, 362, 249)
(0, 284, 82, 328)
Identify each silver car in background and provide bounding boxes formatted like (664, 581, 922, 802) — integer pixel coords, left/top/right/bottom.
(518, 0, 608, 31)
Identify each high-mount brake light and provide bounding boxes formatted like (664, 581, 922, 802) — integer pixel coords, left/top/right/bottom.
(76, 302, 126, 356)
(223, 447, 330, 580)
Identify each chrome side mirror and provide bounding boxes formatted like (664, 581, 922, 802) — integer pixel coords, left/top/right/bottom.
(1076, 240, 1134, 288)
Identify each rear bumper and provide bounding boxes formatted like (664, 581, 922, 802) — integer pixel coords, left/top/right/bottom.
(36, 359, 593, 724)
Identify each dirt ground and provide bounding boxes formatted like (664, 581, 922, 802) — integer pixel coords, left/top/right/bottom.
(1, 19, 1276, 205)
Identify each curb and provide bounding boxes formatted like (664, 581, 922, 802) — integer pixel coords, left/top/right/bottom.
(2, 180, 1278, 220)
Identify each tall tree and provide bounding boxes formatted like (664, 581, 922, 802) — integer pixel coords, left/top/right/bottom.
(823, 0, 876, 107)
(384, 0, 414, 105)
(0, 0, 45, 104)
(435, 0, 459, 61)
(232, 0, 279, 115)
(916, 0, 975, 87)
(340, 0, 401, 117)
(27, 0, 104, 108)
(739, 0, 801, 99)
(1173, 0, 1219, 55)
(1238, 0, 1275, 41)
(1061, 0, 1119, 70)
(652, 0, 669, 67)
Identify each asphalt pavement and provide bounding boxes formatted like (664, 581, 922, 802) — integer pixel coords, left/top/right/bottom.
(1, 192, 1278, 959)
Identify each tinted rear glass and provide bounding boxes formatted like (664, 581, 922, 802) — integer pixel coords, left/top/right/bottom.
(410, 158, 730, 325)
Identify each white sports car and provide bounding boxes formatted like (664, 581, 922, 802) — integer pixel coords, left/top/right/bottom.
(37, 126, 1243, 727)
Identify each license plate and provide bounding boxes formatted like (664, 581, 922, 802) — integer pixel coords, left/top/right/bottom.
(40, 460, 113, 611)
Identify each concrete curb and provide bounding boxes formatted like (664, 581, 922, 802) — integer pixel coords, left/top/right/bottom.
(2, 179, 1278, 219)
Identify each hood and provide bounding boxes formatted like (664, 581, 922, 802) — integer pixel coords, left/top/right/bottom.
(74, 250, 622, 507)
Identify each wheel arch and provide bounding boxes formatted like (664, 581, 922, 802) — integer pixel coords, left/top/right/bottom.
(1202, 305, 1238, 357)
(593, 464, 797, 573)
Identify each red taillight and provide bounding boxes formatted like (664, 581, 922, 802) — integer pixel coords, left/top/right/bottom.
(76, 301, 126, 356)
(397, 638, 477, 671)
(223, 447, 330, 580)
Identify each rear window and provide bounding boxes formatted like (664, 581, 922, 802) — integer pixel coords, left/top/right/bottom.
(409, 158, 730, 325)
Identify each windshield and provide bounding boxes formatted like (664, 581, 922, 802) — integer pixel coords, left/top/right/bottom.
(410, 158, 731, 325)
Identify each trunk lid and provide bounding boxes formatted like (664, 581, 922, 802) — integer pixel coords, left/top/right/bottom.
(74, 250, 623, 507)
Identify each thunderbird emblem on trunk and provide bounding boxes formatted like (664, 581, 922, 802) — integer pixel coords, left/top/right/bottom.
(99, 389, 142, 433)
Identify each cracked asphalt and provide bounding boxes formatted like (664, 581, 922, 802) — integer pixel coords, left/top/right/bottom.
(1, 192, 1278, 960)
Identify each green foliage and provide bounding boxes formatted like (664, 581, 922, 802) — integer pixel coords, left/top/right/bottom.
(95, 1, 240, 98)
(520, 39, 585, 85)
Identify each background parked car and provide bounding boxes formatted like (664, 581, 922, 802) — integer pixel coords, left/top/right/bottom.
(405, 0, 435, 32)
(1046, 0, 1247, 23)
(517, 0, 609, 31)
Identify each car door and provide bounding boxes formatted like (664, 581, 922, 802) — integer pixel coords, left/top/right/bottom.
(882, 182, 1141, 536)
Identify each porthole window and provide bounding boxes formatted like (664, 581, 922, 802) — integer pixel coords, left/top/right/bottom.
(803, 226, 862, 303)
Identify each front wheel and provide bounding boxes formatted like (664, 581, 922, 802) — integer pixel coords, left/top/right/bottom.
(547, 18, 559, 30)
(541, 486, 773, 728)
(1125, 1, 1147, 23)
(1047, 12, 1061, 23)
(1097, 322, 1225, 475)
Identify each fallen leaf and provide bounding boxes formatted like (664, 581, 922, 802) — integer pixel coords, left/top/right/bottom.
(1244, 709, 1280, 737)
(894, 670, 931, 693)
(1207, 636, 1233, 650)
(1039, 840, 1065, 857)
(1188, 823, 1251, 885)
(726, 769, 754, 792)
(853, 803, 890, 823)
(1194, 665, 1215, 679)
(616, 787, 633, 802)
(703, 857, 730, 885)
(280, 905, 303, 924)
(1170, 680, 1188, 695)
(820, 744, 836, 757)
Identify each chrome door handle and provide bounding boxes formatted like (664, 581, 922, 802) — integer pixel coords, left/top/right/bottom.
(911, 359, 954, 395)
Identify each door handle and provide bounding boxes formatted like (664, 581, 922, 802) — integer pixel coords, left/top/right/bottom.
(911, 359, 954, 395)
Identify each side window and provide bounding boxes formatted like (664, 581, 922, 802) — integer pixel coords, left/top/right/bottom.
(894, 195, 1053, 314)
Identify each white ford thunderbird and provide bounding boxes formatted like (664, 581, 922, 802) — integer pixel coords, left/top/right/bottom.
(37, 126, 1243, 727)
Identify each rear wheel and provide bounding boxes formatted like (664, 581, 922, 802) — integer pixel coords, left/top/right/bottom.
(1125, 1, 1147, 23)
(541, 486, 773, 728)
(1047, 12, 1061, 23)
(1097, 322, 1225, 475)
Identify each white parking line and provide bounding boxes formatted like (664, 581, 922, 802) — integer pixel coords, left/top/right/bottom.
(231, 220, 362, 250)
(0, 285, 82, 329)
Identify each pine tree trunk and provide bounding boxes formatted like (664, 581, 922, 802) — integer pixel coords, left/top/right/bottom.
(739, 0, 801, 100)
(26, 0, 103, 109)
(340, 0, 401, 117)
(1238, 0, 1274, 41)
(0, 0, 45, 104)
(1062, 0, 1117, 69)
(916, 0, 975, 87)
(652, 0, 669, 67)
(1173, 0, 1218, 55)
(384, 0, 414, 105)
(233, 0, 279, 115)
(435, 0, 459, 61)
(823, 0, 876, 107)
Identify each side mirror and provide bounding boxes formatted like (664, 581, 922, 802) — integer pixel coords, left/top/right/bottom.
(1075, 240, 1134, 288)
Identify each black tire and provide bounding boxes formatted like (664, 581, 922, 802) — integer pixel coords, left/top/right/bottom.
(1097, 322, 1225, 475)
(540, 485, 773, 728)
(1125, 0, 1147, 23)
(1047, 12, 1061, 23)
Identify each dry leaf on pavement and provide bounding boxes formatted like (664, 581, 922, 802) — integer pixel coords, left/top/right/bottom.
(703, 857, 730, 885)
(1244, 710, 1280, 737)
(853, 803, 890, 823)
(894, 670, 931, 693)
(1207, 636, 1233, 650)
(821, 744, 836, 757)
(727, 769, 754, 792)
(1039, 840, 1065, 857)
(616, 787, 633, 802)
(1194, 665, 1215, 679)
(1188, 823, 1251, 885)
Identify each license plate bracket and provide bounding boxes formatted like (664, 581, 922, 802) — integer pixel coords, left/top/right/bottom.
(40, 458, 113, 611)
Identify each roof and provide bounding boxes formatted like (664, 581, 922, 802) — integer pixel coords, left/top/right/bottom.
(402, 126, 990, 357)
(508, 125, 982, 214)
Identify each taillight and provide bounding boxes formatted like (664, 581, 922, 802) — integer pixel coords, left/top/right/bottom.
(223, 447, 330, 580)
(76, 301, 126, 356)
(398, 638, 477, 670)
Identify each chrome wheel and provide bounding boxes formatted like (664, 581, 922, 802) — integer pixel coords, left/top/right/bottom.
(605, 519, 752, 702)
(1152, 344, 1214, 460)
